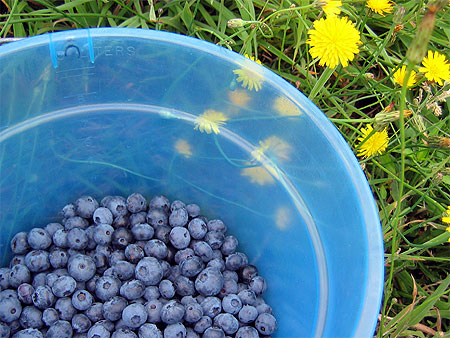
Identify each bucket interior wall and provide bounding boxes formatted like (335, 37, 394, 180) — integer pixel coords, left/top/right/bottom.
(0, 29, 383, 337)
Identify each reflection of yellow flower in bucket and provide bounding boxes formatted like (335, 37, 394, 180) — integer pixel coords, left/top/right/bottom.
(251, 136, 292, 162)
(194, 109, 228, 134)
(175, 139, 192, 158)
(233, 54, 264, 92)
(273, 96, 303, 116)
(241, 166, 277, 186)
(228, 89, 251, 107)
(275, 206, 291, 230)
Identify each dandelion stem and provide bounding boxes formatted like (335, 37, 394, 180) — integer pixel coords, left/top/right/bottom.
(309, 66, 335, 100)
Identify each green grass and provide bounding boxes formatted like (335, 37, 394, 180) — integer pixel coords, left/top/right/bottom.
(1, 0, 450, 336)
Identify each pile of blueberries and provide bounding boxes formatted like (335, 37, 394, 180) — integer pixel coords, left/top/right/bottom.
(0, 194, 277, 338)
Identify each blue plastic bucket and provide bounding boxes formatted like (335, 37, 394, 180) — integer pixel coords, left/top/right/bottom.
(0, 28, 383, 337)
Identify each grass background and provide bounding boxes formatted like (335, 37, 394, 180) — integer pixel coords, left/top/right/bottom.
(1, 0, 449, 337)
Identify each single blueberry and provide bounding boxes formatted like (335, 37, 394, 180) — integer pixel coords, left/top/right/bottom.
(120, 279, 146, 300)
(204, 231, 224, 250)
(235, 326, 259, 338)
(238, 289, 257, 306)
(154, 225, 171, 244)
(31, 273, 46, 289)
(44, 223, 64, 237)
(160, 260, 171, 279)
(93, 224, 114, 245)
(193, 316, 212, 334)
(144, 239, 168, 260)
(49, 247, 69, 269)
(158, 279, 175, 299)
(86, 275, 100, 294)
(87, 323, 110, 338)
(95, 276, 121, 301)
(174, 248, 195, 265)
(145, 298, 162, 323)
(72, 313, 92, 333)
(248, 276, 267, 296)
(160, 300, 185, 325)
(112, 328, 137, 338)
(84, 302, 104, 322)
(32, 285, 55, 309)
(93, 252, 108, 274)
(18, 306, 43, 329)
(138, 323, 163, 338)
(93, 207, 114, 225)
(135, 257, 163, 286)
(185, 327, 200, 338)
(74, 196, 99, 219)
(9, 264, 31, 288)
(11, 328, 43, 338)
(72, 289, 94, 311)
(187, 218, 207, 240)
(112, 260, 135, 280)
(256, 302, 273, 315)
(27, 228, 52, 250)
(55, 297, 77, 321)
(143, 286, 160, 301)
(122, 303, 147, 328)
(67, 254, 96, 282)
(67, 228, 89, 250)
(180, 256, 204, 278)
(102, 296, 128, 322)
(9, 255, 25, 268)
(206, 220, 227, 233)
(111, 228, 133, 249)
(169, 227, 191, 249)
(214, 313, 239, 335)
(0, 321, 11, 337)
(105, 196, 128, 218)
(220, 236, 238, 256)
(108, 250, 126, 266)
(218, 278, 238, 298)
(164, 322, 186, 338)
(222, 270, 238, 282)
(129, 211, 147, 227)
(238, 305, 258, 324)
(186, 204, 201, 218)
(169, 208, 189, 227)
(239, 265, 258, 284)
(148, 195, 170, 212)
(255, 312, 277, 335)
(17, 283, 34, 304)
(10, 232, 30, 254)
(131, 223, 154, 241)
(126, 193, 147, 213)
(85, 225, 97, 250)
(53, 229, 69, 248)
(203, 327, 225, 338)
(146, 208, 168, 228)
(112, 214, 130, 229)
(224, 253, 244, 271)
(62, 204, 76, 218)
(193, 241, 213, 263)
(184, 302, 203, 323)
(24, 250, 50, 273)
(170, 200, 186, 212)
(52, 275, 77, 297)
(174, 276, 195, 297)
(195, 267, 224, 297)
(42, 308, 59, 326)
(64, 216, 89, 231)
(222, 294, 242, 315)
(200, 297, 222, 318)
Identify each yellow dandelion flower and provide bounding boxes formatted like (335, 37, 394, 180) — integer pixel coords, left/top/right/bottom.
(393, 66, 417, 88)
(366, 0, 394, 16)
(273, 96, 303, 116)
(306, 16, 361, 68)
(241, 166, 276, 185)
(275, 206, 291, 230)
(194, 109, 228, 134)
(322, 0, 342, 17)
(233, 54, 264, 92)
(356, 124, 389, 158)
(175, 139, 193, 158)
(251, 136, 292, 162)
(418, 50, 450, 86)
(443, 205, 450, 224)
(228, 89, 251, 107)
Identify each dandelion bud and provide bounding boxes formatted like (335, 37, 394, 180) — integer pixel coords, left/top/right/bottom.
(432, 172, 443, 185)
(374, 110, 413, 131)
(427, 136, 450, 149)
(411, 114, 426, 133)
(393, 7, 406, 24)
(227, 18, 246, 29)
(364, 73, 375, 80)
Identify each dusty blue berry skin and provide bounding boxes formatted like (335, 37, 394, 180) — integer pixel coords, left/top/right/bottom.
(186, 204, 201, 218)
(183, 302, 203, 323)
(42, 308, 59, 326)
(112, 260, 134, 281)
(131, 223, 154, 241)
(193, 316, 212, 334)
(169, 227, 191, 249)
(45, 222, 64, 237)
(72, 289, 94, 311)
(12, 328, 43, 338)
(174, 276, 195, 297)
(170, 200, 186, 212)
(201, 297, 222, 319)
(49, 248, 69, 269)
(174, 249, 194, 265)
(0, 296, 21, 323)
(27, 228, 52, 250)
(10, 255, 25, 268)
(237, 289, 257, 306)
(207, 220, 227, 233)
(68, 254, 96, 282)
(144, 240, 168, 260)
(187, 219, 207, 240)
(55, 297, 76, 321)
(53, 229, 68, 248)
(102, 296, 128, 322)
(87, 323, 110, 338)
(93, 224, 114, 245)
(220, 236, 238, 256)
(126, 193, 147, 213)
(32, 286, 55, 309)
(222, 270, 238, 282)
(158, 279, 175, 299)
(111, 228, 133, 250)
(72, 314, 92, 334)
(256, 302, 273, 315)
(149, 195, 170, 213)
(143, 286, 160, 301)
(130, 212, 147, 227)
(255, 312, 277, 335)
(160, 300, 185, 325)
(122, 303, 147, 328)
(238, 305, 258, 324)
(0, 322, 9, 337)
(120, 279, 145, 300)
(204, 231, 224, 250)
(207, 258, 225, 273)
(235, 326, 259, 338)
(17, 283, 34, 304)
(203, 327, 225, 338)
(11, 232, 30, 254)
(193, 241, 213, 263)
(24, 250, 50, 273)
(169, 208, 189, 228)
(75, 196, 99, 218)
(164, 322, 186, 338)
(218, 279, 238, 298)
(139, 323, 163, 338)
(221, 294, 242, 315)
(95, 276, 121, 301)
(180, 256, 203, 278)
(154, 225, 171, 244)
(135, 257, 163, 286)
(108, 250, 126, 266)
(93, 207, 114, 225)
(52, 275, 76, 297)
(248, 276, 267, 296)
(64, 216, 89, 231)
(67, 228, 88, 250)
(112, 328, 137, 338)
(145, 298, 163, 324)
(146, 208, 168, 228)
(124, 244, 144, 264)
(84, 302, 104, 322)
(9, 264, 31, 288)
(214, 313, 239, 335)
